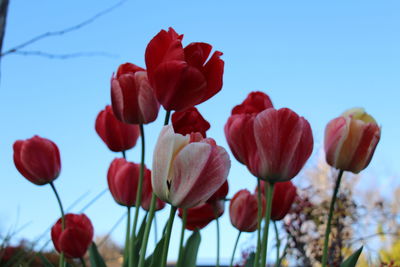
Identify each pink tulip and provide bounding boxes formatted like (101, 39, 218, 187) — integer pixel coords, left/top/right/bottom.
(152, 125, 230, 208)
(325, 108, 381, 173)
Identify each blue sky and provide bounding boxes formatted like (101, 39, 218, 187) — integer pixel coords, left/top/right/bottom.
(1, 0, 399, 264)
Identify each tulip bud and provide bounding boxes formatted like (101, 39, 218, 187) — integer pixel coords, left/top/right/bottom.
(51, 213, 94, 259)
(229, 189, 265, 232)
(178, 200, 225, 231)
(13, 136, 61, 186)
(206, 180, 229, 203)
(172, 107, 210, 137)
(145, 27, 224, 111)
(111, 63, 160, 124)
(152, 125, 230, 208)
(95, 105, 140, 152)
(324, 108, 381, 173)
(141, 168, 166, 211)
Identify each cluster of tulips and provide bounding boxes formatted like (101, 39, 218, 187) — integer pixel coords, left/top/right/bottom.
(10, 27, 381, 267)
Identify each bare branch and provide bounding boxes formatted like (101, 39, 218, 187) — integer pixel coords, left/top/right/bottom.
(13, 50, 118, 59)
(1, 0, 127, 57)
(0, 0, 9, 54)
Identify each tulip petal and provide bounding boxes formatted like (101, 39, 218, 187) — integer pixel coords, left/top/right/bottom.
(201, 51, 224, 103)
(324, 117, 350, 168)
(184, 42, 212, 68)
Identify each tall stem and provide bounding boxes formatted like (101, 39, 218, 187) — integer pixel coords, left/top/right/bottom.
(260, 181, 275, 267)
(176, 209, 187, 267)
(50, 182, 65, 267)
(273, 220, 280, 267)
(161, 206, 177, 267)
(122, 150, 126, 159)
(321, 170, 344, 267)
(128, 124, 145, 267)
(229, 231, 242, 267)
(254, 178, 262, 267)
(154, 213, 158, 246)
(123, 207, 131, 264)
(164, 110, 171, 126)
(215, 211, 220, 267)
(80, 257, 87, 267)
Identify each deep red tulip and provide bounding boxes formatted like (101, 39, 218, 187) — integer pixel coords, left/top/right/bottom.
(325, 108, 381, 174)
(145, 27, 224, 111)
(51, 213, 93, 259)
(225, 92, 273, 171)
(172, 107, 210, 137)
(95, 105, 140, 152)
(107, 158, 145, 207)
(13, 136, 61, 186)
(111, 63, 160, 124)
(259, 181, 297, 221)
(141, 168, 166, 211)
(178, 200, 224, 231)
(152, 125, 230, 208)
(206, 180, 229, 203)
(229, 189, 265, 232)
(0, 246, 22, 262)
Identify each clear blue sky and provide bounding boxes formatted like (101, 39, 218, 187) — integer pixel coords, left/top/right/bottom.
(1, 0, 399, 264)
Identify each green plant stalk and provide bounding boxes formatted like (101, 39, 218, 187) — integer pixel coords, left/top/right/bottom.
(128, 124, 145, 267)
(50, 182, 65, 267)
(230, 231, 242, 267)
(176, 209, 187, 267)
(254, 177, 263, 267)
(161, 206, 177, 267)
(260, 181, 275, 267)
(216, 216, 221, 267)
(321, 170, 344, 267)
(154, 212, 158, 246)
(80, 257, 87, 267)
(123, 207, 131, 264)
(273, 220, 280, 267)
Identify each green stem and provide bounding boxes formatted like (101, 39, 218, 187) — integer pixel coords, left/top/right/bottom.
(164, 110, 171, 126)
(215, 210, 220, 267)
(321, 170, 344, 267)
(124, 207, 131, 264)
(138, 194, 157, 267)
(273, 220, 280, 267)
(122, 150, 126, 159)
(161, 206, 177, 267)
(129, 124, 145, 267)
(260, 181, 275, 267)
(254, 178, 262, 267)
(80, 257, 86, 267)
(154, 212, 158, 247)
(230, 231, 242, 267)
(176, 209, 187, 267)
(50, 182, 65, 267)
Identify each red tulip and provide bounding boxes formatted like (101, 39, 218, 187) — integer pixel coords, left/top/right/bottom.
(111, 63, 160, 124)
(141, 168, 166, 211)
(225, 92, 273, 170)
(95, 105, 140, 152)
(178, 200, 225, 231)
(259, 181, 297, 220)
(145, 27, 224, 111)
(51, 213, 94, 259)
(107, 158, 145, 207)
(325, 108, 381, 174)
(206, 180, 229, 203)
(13, 136, 61, 185)
(152, 125, 230, 208)
(229, 189, 265, 232)
(172, 107, 210, 137)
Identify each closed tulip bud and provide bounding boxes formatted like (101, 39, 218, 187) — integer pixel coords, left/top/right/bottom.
(206, 180, 229, 203)
(145, 27, 224, 111)
(325, 108, 381, 173)
(229, 189, 265, 232)
(152, 125, 230, 208)
(259, 181, 297, 221)
(172, 107, 210, 137)
(141, 168, 166, 211)
(107, 158, 146, 207)
(253, 108, 314, 182)
(13, 136, 61, 186)
(95, 105, 140, 152)
(178, 200, 225, 231)
(51, 213, 94, 259)
(111, 63, 160, 124)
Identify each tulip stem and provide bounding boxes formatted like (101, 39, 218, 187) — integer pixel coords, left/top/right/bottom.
(50, 182, 65, 267)
(138, 194, 157, 267)
(79, 257, 86, 267)
(176, 209, 187, 267)
(215, 210, 221, 267)
(154, 212, 158, 246)
(254, 178, 262, 267)
(161, 206, 177, 267)
(124, 207, 131, 264)
(122, 150, 126, 159)
(273, 220, 280, 267)
(230, 231, 242, 267)
(260, 181, 275, 267)
(129, 124, 145, 267)
(321, 170, 344, 267)
(164, 110, 171, 126)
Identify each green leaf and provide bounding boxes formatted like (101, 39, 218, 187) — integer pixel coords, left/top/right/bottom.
(38, 253, 55, 267)
(89, 242, 107, 267)
(340, 246, 363, 267)
(148, 236, 166, 267)
(181, 230, 201, 267)
(134, 214, 149, 257)
(244, 252, 256, 267)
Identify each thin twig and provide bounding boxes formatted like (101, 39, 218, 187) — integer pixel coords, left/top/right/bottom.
(12, 50, 118, 59)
